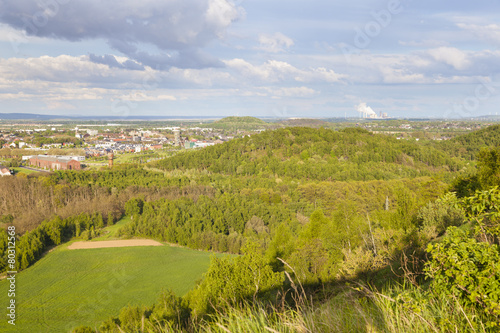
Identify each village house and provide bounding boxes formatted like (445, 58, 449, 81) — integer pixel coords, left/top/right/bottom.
(0, 165, 11, 176)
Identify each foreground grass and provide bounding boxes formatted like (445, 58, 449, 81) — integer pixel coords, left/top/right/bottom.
(198, 283, 494, 333)
(0, 244, 216, 333)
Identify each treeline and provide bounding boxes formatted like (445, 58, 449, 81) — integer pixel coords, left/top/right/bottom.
(118, 192, 294, 253)
(31, 135, 83, 147)
(0, 174, 123, 232)
(0, 212, 112, 272)
(0, 166, 216, 233)
(153, 127, 463, 181)
(51, 164, 192, 189)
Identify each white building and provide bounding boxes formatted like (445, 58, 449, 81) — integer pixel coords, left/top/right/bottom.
(0, 165, 11, 176)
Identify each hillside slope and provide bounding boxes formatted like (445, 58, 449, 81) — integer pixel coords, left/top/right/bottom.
(209, 116, 269, 130)
(153, 127, 463, 181)
(435, 124, 500, 159)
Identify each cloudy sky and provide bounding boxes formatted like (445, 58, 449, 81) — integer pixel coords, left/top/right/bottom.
(0, 0, 499, 118)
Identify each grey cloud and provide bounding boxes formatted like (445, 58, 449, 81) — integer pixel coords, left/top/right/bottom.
(127, 49, 224, 70)
(122, 60, 145, 71)
(0, 0, 241, 69)
(88, 54, 145, 71)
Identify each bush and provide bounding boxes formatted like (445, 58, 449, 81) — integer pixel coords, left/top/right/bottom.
(417, 193, 464, 235)
(426, 228, 500, 327)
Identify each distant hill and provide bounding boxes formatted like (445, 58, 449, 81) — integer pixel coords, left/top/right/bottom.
(0, 113, 70, 120)
(436, 124, 500, 160)
(153, 127, 463, 182)
(0, 113, 222, 121)
(210, 116, 269, 130)
(277, 118, 331, 128)
(214, 116, 267, 125)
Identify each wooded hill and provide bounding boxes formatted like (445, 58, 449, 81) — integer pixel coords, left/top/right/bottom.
(154, 127, 464, 181)
(209, 116, 269, 130)
(435, 124, 500, 160)
(275, 118, 332, 128)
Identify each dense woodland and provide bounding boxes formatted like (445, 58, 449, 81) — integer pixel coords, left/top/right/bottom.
(433, 124, 500, 160)
(1, 124, 500, 332)
(154, 127, 464, 182)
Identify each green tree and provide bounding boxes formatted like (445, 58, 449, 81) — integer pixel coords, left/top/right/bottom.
(417, 193, 464, 236)
(107, 212, 114, 226)
(478, 147, 500, 189)
(125, 198, 144, 219)
(187, 241, 284, 317)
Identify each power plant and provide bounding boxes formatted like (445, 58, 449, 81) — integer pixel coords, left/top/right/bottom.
(357, 103, 388, 119)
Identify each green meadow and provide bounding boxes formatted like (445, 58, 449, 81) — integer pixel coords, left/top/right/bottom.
(92, 216, 132, 241)
(0, 243, 218, 333)
(11, 167, 40, 175)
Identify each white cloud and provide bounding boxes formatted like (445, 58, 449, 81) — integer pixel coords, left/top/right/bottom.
(257, 32, 294, 53)
(116, 93, 176, 102)
(224, 59, 346, 83)
(265, 86, 317, 98)
(457, 23, 500, 45)
(398, 40, 448, 48)
(167, 67, 233, 86)
(297, 67, 347, 83)
(0, 55, 156, 85)
(426, 47, 471, 70)
(305, 49, 499, 85)
(205, 0, 242, 37)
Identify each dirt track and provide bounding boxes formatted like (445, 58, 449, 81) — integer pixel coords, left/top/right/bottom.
(67, 239, 163, 250)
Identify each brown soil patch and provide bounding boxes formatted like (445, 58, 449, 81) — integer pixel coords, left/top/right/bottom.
(67, 239, 163, 250)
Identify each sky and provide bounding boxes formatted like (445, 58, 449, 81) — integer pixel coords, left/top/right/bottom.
(0, 0, 499, 119)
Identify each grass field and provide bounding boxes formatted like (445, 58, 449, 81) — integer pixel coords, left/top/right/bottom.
(92, 216, 132, 241)
(12, 167, 40, 175)
(0, 242, 219, 333)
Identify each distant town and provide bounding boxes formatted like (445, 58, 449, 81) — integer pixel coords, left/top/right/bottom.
(0, 117, 496, 174)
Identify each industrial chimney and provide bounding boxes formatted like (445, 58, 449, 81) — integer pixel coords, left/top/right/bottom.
(173, 129, 181, 146)
(108, 152, 114, 168)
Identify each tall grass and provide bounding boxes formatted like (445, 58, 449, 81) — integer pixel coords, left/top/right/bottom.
(200, 304, 308, 333)
(194, 282, 493, 333)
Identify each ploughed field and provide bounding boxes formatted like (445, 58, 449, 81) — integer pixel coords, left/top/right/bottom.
(67, 239, 163, 249)
(0, 242, 215, 333)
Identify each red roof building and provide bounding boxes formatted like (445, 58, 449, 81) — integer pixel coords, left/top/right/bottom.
(29, 156, 81, 171)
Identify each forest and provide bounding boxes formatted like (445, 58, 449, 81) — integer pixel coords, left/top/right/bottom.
(1, 124, 499, 332)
